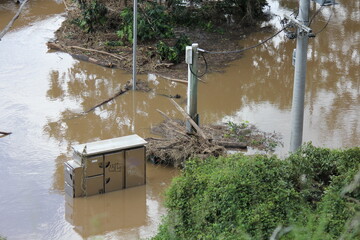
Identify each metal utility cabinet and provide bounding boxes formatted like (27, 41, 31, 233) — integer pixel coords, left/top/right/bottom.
(64, 134, 147, 198)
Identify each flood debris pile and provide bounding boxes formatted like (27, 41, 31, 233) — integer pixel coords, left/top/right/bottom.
(146, 118, 282, 167)
(203, 121, 283, 152)
(146, 119, 226, 168)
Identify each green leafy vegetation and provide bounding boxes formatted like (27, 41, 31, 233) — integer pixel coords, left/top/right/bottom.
(117, 3, 174, 44)
(74, 0, 108, 32)
(157, 35, 190, 63)
(169, 0, 268, 27)
(153, 144, 360, 239)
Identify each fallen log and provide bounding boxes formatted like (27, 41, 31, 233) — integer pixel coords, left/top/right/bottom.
(0, 0, 29, 41)
(72, 54, 113, 68)
(47, 42, 65, 51)
(0, 131, 12, 138)
(0, 131, 12, 135)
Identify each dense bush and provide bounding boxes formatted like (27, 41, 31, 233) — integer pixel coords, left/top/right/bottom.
(74, 0, 108, 32)
(117, 3, 174, 44)
(157, 35, 190, 63)
(153, 144, 360, 239)
(169, 0, 268, 27)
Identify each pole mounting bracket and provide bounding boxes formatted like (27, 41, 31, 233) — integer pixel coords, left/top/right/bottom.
(284, 14, 313, 34)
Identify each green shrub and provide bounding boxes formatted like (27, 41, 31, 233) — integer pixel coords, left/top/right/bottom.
(169, 0, 268, 28)
(157, 35, 190, 63)
(117, 3, 174, 44)
(155, 154, 305, 239)
(153, 144, 360, 239)
(74, 0, 108, 32)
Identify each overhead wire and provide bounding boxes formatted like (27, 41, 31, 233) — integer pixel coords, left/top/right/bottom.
(314, 5, 334, 35)
(309, 4, 325, 26)
(199, 27, 286, 55)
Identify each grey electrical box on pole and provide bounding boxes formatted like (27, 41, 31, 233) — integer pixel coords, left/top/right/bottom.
(186, 43, 199, 133)
(132, 0, 138, 90)
(289, 0, 310, 152)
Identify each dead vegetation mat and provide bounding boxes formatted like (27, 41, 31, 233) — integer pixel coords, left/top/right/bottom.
(146, 118, 282, 168)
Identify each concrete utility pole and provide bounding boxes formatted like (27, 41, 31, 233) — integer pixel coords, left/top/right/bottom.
(185, 43, 199, 133)
(289, 0, 310, 152)
(132, 0, 138, 90)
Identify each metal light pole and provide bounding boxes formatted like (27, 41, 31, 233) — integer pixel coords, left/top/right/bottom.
(132, 0, 138, 90)
(289, 0, 310, 152)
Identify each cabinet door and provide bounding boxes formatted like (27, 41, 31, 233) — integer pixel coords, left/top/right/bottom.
(104, 151, 125, 192)
(84, 155, 104, 177)
(84, 175, 104, 196)
(125, 147, 146, 188)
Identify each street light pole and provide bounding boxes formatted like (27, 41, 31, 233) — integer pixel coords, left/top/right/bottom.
(132, 0, 138, 90)
(289, 0, 310, 152)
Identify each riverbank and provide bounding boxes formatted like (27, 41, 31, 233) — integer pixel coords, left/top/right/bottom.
(51, 0, 273, 79)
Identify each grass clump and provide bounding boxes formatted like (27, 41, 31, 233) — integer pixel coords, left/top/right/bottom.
(153, 143, 360, 239)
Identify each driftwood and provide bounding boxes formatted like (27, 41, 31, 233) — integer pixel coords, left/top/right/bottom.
(170, 99, 208, 140)
(156, 109, 171, 120)
(69, 45, 125, 61)
(63, 0, 69, 11)
(156, 109, 189, 137)
(72, 54, 113, 68)
(0, 0, 29, 41)
(156, 74, 188, 84)
(0, 131, 12, 135)
(155, 74, 206, 84)
(0, 131, 12, 138)
(47, 42, 127, 68)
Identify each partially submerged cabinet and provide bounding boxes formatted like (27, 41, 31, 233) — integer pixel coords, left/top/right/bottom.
(64, 134, 147, 198)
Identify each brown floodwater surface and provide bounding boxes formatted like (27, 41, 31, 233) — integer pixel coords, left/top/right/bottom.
(0, 0, 359, 239)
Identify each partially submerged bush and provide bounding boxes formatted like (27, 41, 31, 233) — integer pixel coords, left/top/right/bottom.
(153, 144, 360, 239)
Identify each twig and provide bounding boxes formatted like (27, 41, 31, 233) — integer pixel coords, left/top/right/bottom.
(63, 0, 69, 11)
(170, 99, 208, 140)
(69, 45, 125, 61)
(156, 74, 188, 84)
(156, 74, 206, 84)
(0, 0, 30, 41)
(145, 137, 167, 141)
(156, 109, 171, 120)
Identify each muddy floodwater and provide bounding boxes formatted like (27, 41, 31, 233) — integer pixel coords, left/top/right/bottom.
(0, 0, 359, 239)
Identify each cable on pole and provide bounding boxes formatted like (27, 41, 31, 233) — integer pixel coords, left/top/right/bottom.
(189, 51, 208, 78)
(314, 5, 334, 35)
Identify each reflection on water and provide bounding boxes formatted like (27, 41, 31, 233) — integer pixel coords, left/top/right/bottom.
(65, 187, 146, 239)
(200, 0, 359, 154)
(0, 0, 359, 239)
